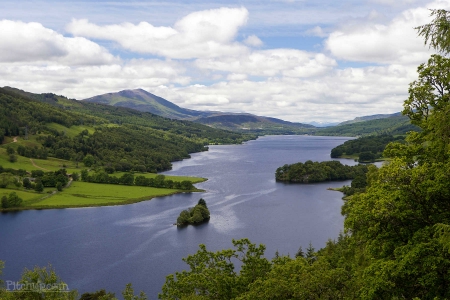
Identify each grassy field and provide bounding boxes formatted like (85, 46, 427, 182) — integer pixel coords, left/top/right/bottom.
(46, 123, 95, 138)
(112, 171, 206, 183)
(0, 148, 80, 173)
(28, 181, 187, 208)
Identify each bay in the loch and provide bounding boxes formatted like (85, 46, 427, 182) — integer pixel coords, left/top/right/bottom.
(0, 135, 356, 298)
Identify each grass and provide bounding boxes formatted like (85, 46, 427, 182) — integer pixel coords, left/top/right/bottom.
(27, 181, 189, 208)
(0, 188, 45, 203)
(0, 148, 79, 173)
(46, 123, 95, 138)
(111, 171, 206, 183)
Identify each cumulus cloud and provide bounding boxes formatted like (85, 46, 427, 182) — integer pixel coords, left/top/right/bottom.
(325, 3, 450, 65)
(243, 35, 263, 47)
(196, 49, 337, 78)
(0, 20, 116, 65)
(149, 62, 415, 123)
(66, 7, 250, 59)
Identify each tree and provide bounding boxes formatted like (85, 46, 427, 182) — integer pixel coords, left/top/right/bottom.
(122, 283, 147, 300)
(417, 9, 450, 55)
(119, 173, 134, 186)
(72, 172, 79, 181)
(6, 146, 14, 155)
(295, 246, 304, 258)
(81, 169, 89, 182)
(159, 239, 270, 300)
(306, 242, 316, 265)
(4, 264, 78, 300)
(83, 154, 95, 168)
(79, 289, 116, 300)
(56, 182, 63, 191)
(198, 198, 207, 208)
(34, 181, 44, 192)
(23, 177, 32, 189)
(8, 154, 17, 163)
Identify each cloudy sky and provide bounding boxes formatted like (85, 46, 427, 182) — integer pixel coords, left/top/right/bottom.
(1, 0, 449, 123)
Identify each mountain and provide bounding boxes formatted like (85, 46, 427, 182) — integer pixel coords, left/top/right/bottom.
(83, 89, 315, 134)
(338, 112, 402, 125)
(315, 113, 419, 136)
(83, 89, 212, 120)
(0, 87, 255, 171)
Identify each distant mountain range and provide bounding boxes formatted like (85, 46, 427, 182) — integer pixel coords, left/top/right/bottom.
(83, 89, 315, 134)
(337, 113, 402, 125)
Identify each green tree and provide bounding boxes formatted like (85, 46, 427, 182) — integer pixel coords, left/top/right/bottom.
(120, 173, 135, 186)
(416, 9, 450, 54)
(23, 177, 32, 189)
(4, 264, 78, 300)
(8, 154, 17, 163)
(198, 198, 207, 208)
(56, 182, 63, 191)
(122, 283, 147, 300)
(34, 181, 44, 192)
(83, 154, 95, 168)
(79, 289, 116, 300)
(295, 246, 304, 258)
(6, 146, 14, 155)
(159, 239, 270, 300)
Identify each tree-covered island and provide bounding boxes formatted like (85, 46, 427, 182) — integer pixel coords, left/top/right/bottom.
(176, 198, 210, 226)
(275, 160, 368, 183)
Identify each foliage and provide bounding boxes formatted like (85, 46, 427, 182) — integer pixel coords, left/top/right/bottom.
(81, 171, 195, 190)
(275, 160, 369, 183)
(330, 134, 404, 159)
(0, 264, 78, 300)
(316, 114, 418, 137)
(0, 87, 254, 174)
(1, 192, 23, 208)
(416, 9, 450, 54)
(0, 261, 146, 300)
(177, 199, 210, 225)
(159, 239, 271, 299)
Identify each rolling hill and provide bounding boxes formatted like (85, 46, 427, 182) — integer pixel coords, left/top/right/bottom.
(83, 89, 315, 134)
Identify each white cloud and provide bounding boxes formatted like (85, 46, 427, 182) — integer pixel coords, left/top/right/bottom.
(325, 3, 450, 64)
(66, 7, 250, 59)
(0, 20, 116, 65)
(196, 49, 337, 78)
(243, 35, 263, 47)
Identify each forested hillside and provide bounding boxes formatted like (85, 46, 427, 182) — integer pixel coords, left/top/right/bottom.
(330, 134, 405, 161)
(315, 114, 418, 136)
(0, 87, 254, 172)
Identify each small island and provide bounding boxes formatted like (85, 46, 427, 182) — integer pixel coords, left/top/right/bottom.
(275, 160, 368, 183)
(176, 198, 210, 226)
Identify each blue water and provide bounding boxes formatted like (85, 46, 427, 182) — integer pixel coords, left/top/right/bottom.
(0, 135, 355, 298)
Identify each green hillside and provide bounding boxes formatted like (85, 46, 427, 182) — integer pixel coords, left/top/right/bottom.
(315, 114, 419, 136)
(83, 88, 211, 120)
(0, 87, 255, 172)
(82, 89, 315, 134)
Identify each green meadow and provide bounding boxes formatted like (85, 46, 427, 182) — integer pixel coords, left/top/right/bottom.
(30, 181, 185, 208)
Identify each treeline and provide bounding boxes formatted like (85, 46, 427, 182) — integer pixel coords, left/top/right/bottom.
(316, 114, 419, 137)
(41, 125, 207, 172)
(275, 160, 368, 183)
(81, 171, 195, 190)
(176, 198, 210, 225)
(330, 134, 405, 161)
(0, 87, 254, 172)
(0, 87, 101, 142)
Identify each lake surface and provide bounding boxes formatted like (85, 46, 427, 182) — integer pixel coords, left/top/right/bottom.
(0, 135, 356, 298)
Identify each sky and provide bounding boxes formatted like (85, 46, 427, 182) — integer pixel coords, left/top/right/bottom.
(1, 0, 449, 123)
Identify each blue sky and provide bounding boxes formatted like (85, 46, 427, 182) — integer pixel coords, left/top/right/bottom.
(0, 0, 447, 122)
